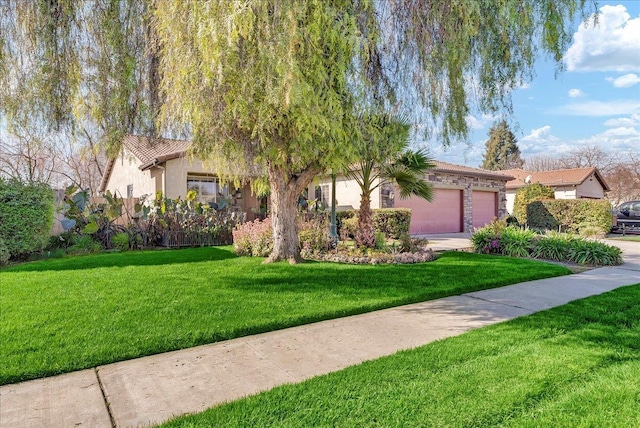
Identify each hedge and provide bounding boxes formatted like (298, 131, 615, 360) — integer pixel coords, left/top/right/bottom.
(527, 199, 612, 234)
(0, 179, 55, 262)
(337, 208, 412, 239)
(512, 183, 555, 225)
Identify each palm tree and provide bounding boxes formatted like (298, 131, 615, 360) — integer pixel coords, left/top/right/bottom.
(345, 114, 434, 248)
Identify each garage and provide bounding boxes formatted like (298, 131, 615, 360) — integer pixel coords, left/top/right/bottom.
(395, 188, 463, 234)
(472, 190, 498, 228)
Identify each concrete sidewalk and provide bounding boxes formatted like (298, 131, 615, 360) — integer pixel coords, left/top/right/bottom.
(1, 240, 638, 428)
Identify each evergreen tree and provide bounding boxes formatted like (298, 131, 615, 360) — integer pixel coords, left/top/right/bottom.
(481, 120, 524, 171)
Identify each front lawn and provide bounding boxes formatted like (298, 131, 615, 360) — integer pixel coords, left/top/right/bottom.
(0, 247, 570, 385)
(163, 283, 640, 428)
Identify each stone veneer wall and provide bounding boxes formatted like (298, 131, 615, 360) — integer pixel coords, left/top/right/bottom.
(424, 171, 508, 232)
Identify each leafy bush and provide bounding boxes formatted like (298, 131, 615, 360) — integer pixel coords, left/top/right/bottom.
(530, 232, 574, 261)
(471, 218, 508, 254)
(136, 191, 240, 247)
(500, 227, 536, 258)
(337, 209, 411, 239)
(232, 218, 273, 257)
(58, 186, 129, 250)
(527, 199, 612, 234)
(340, 216, 358, 240)
(374, 231, 387, 250)
(512, 183, 554, 225)
(299, 217, 330, 254)
(568, 239, 622, 266)
(372, 209, 412, 239)
(0, 179, 55, 260)
(0, 238, 10, 266)
(112, 233, 131, 252)
(473, 221, 622, 266)
(67, 235, 102, 255)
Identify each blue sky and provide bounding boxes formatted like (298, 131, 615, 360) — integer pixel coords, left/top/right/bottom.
(429, 1, 640, 168)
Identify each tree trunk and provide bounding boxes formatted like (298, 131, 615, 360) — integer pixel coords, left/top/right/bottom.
(264, 163, 320, 264)
(356, 192, 375, 248)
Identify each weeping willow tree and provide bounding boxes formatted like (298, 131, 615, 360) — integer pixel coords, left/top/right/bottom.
(0, 0, 595, 263)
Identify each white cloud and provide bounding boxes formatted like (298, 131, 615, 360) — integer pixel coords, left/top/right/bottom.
(568, 88, 584, 97)
(465, 113, 498, 131)
(610, 73, 640, 87)
(549, 99, 640, 116)
(565, 4, 640, 72)
(603, 113, 640, 127)
(576, 126, 640, 153)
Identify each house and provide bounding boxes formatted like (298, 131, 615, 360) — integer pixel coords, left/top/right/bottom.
(315, 161, 513, 234)
(99, 135, 266, 220)
(500, 167, 610, 214)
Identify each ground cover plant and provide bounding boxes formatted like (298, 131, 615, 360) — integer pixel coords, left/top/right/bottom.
(162, 284, 640, 428)
(0, 248, 571, 385)
(472, 220, 623, 266)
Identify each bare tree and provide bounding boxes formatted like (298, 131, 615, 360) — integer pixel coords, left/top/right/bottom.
(523, 155, 564, 172)
(0, 124, 106, 193)
(605, 153, 640, 206)
(559, 144, 617, 175)
(0, 123, 61, 185)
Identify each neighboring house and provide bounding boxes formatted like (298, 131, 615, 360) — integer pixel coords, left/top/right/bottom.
(501, 167, 610, 214)
(316, 161, 513, 234)
(99, 135, 266, 220)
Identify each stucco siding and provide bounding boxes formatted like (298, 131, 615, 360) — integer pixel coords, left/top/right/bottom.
(332, 176, 381, 209)
(577, 173, 605, 198)
(105, 149, 157, 198)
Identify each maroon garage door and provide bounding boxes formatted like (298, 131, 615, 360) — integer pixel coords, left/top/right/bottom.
(472, 191, 497, 229)
(395, 188, 463, 234)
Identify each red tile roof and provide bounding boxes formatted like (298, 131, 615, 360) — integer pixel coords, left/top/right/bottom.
(433, 161, 514, 181)
(501, 167, 610, 191)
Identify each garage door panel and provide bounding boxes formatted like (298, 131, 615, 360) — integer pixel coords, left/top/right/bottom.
(472, 191, 497, 228)
(395, 188, 462, 234)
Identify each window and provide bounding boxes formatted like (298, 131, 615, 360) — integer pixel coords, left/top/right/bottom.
(126, 184, 133, 199)
(314, 184, 330, 207)
(187, 176, 229, 205)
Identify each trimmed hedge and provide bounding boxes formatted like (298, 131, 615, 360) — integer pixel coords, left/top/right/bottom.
(527, 199, 612, 234)
(337, 209, 411, 239)
(0, 179, 54, 262)
(512, 183, 555, 225)
(372, 208, 412, 239)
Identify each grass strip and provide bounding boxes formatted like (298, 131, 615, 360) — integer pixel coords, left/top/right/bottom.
(0, 247, 570, 385)
(162, 283, 640, 428)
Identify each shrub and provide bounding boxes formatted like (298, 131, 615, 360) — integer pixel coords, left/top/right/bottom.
(530, 232, 574, 261)
(512, 183, 555, 225)
(372, 209, 412, 239)
(337, 209, 411, 240)
(471, 218, 507, 254)
(67, 235, 102, 255)
(232, 218, 273, 257)
(374, 231, 387, 250)
(136, 192, 240, 247)
(299, 217, 330, 254)
(340, 216, 358, 240)
(0, 238, 10, 266)
(500, 227, 536, 258)
(0, 179, 55, 260)
(527, 199, 612, 234)
(112, 233, 131, 252)
(567, 239, 622, 266)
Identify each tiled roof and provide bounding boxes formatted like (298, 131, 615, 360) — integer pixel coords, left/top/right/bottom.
(501, 167, 610, 191)
(99, 135, 191, 192)
(123, 135, 191, 168)
(432, 161, 514, 181)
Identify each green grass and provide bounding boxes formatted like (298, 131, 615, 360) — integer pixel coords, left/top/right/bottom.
(163, 284, 640, 428)
(607, 235, 640, 242)
(0, 247, 571, 385)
